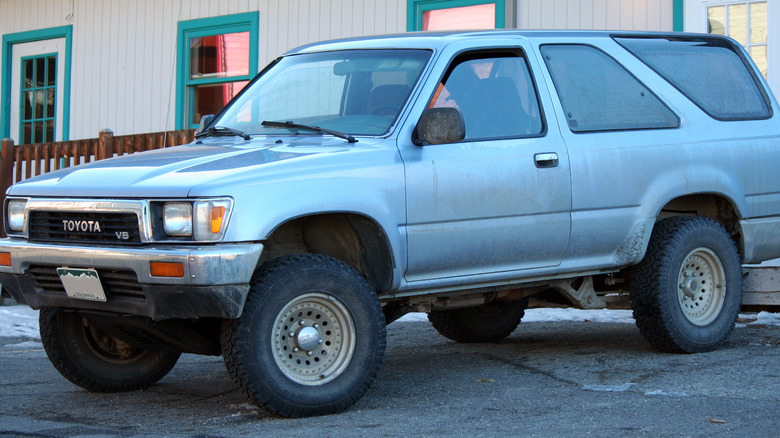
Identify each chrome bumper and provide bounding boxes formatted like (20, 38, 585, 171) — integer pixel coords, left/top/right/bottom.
(0, 239, 263, 320)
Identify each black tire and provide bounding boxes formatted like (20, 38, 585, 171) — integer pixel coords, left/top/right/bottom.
(221, 254, 386, 417)
(630, 216, 743, 353)
(428, 299, 528, 343)
(39, 308, 181, 392)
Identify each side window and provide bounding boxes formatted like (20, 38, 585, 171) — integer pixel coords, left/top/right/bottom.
(541, 44, 679, 133)
(430, 52, 544, 140)
(615, 36, 771, 121)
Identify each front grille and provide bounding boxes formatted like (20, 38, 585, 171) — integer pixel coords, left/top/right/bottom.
(28, 265, 146, 300)
(29, 211, 142, 245)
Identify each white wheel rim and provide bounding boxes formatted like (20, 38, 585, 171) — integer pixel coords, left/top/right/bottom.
(677, 247, 726, 326)
(271, 292, 356, 386)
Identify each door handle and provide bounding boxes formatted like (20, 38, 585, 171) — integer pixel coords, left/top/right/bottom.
(534, 152, 559, 168)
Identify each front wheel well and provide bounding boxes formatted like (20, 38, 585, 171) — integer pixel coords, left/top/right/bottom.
(259, 213, 394, 291)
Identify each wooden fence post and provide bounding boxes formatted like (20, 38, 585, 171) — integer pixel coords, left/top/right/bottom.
(0, 138, 15, 237)
(98, 129, 114, 160)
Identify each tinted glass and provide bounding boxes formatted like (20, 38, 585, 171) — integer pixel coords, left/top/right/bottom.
(616, 36, 771, 120)
(541, 44, 679, 132)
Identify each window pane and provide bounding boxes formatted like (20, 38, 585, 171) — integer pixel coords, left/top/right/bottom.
(46, 56, 57, 86)
(432, 55, 543, 139)
(34, 90, 45, 118)
(750, 2, 767, 44)
(750, 45, 768, 78)
(616, 37, 770, 120)
(708, 6, 726, 35)
(192, 80, 248, 124)
(45, 120, 55, 142)
(46, 89, 56, 118)
(35, 57, 47, 87)
(22, 91, 33, 120)
(22, 122, 31, 144)
(728, 4, 747, 45)
(190, 32, 250, 79)
(422, 4, 495, 31)
(542, 44, 678, 132)
(22, 59, 33, 89)
(33, 121, 43, 143)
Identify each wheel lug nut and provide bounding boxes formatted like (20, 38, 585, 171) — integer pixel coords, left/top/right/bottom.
(299, 320, 305, 326)
(293, 347, 299, 353)
(288, 332, 295, 338)
(313, 324, 319, 329)
(307, 351, 313, 356)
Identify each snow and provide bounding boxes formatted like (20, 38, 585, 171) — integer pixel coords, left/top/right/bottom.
(1, 305, 778, 341)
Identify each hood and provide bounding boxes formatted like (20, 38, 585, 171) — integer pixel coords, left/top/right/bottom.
(8, 136, 384, 198)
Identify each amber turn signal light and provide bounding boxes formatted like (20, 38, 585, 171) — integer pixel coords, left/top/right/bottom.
(211, 206, 226, 234)
(150, 261, 184, 278)
(0, 252, 11, 267)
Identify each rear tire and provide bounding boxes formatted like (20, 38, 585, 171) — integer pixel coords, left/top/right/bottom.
(221, 254, 386, 417)
(428, 299, 528, 343)
(39, 308, 181, 392)
(630, 216, 742, 353)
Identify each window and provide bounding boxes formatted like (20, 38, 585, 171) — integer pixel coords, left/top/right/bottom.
(616, 36, 771, 120)
(215, 50, 431, 136)
(429, 52, 543, 139)
(541, 45, 679, 132)
(407, 0, 505, 31)
(19, 54, 57, 143)
(176, 12, 259, 129)
(707, 1, 767, 79)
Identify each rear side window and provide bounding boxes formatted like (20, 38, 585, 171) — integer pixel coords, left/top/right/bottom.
(541, 44, 679, 133)
(615, 36, 771, 121)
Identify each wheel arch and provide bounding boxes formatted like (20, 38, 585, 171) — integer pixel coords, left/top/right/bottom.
(656, 193, 744, 260)
(259, 213, 395, 292)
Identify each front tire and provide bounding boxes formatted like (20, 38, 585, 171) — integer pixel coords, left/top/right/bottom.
(39, 308, 181, 392)
(630, 216, 742, 353)
(221, 254, 386, 417)
(428, 299, 528, 343)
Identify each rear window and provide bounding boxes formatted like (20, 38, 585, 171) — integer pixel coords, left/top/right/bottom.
(615, 36, 772, 121)
(541, 44, 679, 133)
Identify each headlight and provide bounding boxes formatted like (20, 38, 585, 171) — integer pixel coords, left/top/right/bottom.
(163, 202, 193, 236)
(162, 199, 231, 241)
(7, 199, 27, 232)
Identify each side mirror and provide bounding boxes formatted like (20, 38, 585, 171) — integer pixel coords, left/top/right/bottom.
(413, 108, 465, 146)
(196, 114, 215, 134)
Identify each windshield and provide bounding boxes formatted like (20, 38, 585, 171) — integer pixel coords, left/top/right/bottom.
(215, 49, 431, 137)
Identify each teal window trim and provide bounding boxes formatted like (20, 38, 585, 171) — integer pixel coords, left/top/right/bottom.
(407, 0, 506, 32)
(175, 12, 259, 130)
(673, 0, 684, 32)
(19, 52, 58, 144)
(1, 25, 72, 141)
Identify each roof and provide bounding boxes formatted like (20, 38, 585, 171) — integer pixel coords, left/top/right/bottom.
(284, 29, 722, 55)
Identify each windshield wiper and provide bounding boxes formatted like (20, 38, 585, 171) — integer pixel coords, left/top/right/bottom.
(261, 121, 357, 143)
(194, 125, 251, 141)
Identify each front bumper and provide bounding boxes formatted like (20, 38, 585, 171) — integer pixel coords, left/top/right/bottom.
(0, 239, 263, 320)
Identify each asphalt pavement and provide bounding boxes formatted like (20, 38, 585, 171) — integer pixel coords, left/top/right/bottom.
(1, 315, 778, 437)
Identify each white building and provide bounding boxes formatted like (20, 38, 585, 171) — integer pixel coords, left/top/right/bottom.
(0, 0, 773, 143)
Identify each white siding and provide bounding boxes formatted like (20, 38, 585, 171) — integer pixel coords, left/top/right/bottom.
(1, 0, 406, 140)
(517, 0, 674, 30)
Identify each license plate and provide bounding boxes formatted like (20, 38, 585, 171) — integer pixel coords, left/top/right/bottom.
(57, 268, 107, 302)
